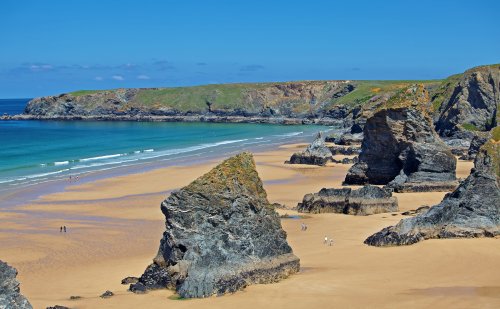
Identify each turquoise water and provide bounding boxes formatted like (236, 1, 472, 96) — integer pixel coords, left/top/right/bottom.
(0, 99, 328, 189)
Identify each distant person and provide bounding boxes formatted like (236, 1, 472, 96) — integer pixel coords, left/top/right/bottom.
(304, 224, 308, 231)
(60, 226, 62, 232)
(324, 236, 328, 244)
(329, 239, 334, 246)
(63, 226, 67, 233)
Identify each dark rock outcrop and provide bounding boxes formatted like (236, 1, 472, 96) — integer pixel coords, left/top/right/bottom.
(365, 130, 500, 246)
(0, 260, 32, 309)
(121, 276, 139, 285)
(297, 185, 398, 215)
(287, 133, 332, 166)
(136, 153, 299, 298)
(434, 65, 499, 138)
(100, 290, 114, 298)
(328, 145, 361, 156)
(344, 104, 457, 192)
(326, 132, 363, 145)
(459, 131, 492, 160)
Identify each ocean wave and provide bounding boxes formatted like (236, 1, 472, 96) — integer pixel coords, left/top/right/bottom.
(54, 161, 70, 166)
(80, 153, 124, 162)
(274, 131, 303, 137)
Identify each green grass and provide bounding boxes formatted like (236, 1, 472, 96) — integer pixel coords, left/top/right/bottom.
(167, 294, 189, 301)
(330, 80, 440, 109)
(491, 126, 500, 142)
(70, 90, 104, 97)
(462, 123, 480, 131)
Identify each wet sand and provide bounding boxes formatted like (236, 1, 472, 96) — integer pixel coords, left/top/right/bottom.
(1, 145, 499, 309)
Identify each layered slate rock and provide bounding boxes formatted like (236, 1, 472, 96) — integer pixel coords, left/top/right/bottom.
(297, 185, 398, 215)
(365, 130, 500, 246)
(344, 93, 458, 192)
(434, 64, 499, 138)
(286, 133, 332, 166)
(0, 260, 33, 309)
(460, 131, 492, 160)
(134, 153, 299, 298)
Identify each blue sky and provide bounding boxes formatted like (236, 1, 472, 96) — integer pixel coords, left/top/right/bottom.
(1, 0, 499, 98)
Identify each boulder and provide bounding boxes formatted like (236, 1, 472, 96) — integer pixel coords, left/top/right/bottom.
(287, 133, 332, 166)
(99, 290, 114, 298)
(365, 129, 500, 246)
(121, 276, 139, 285)
(344, 104, 458, 192)
(0, 260, 32, 309)
(297, 185, 398, 215)
(136, 153, 299, 298)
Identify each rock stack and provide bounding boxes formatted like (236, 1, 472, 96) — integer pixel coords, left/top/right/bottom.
(344, 99, 457, 192)
(133, 153, 299, 298)
(297, 185, 398, 215)
(287, 133, 332, 166)
(365, 128, 500, 246)
(0, 260, 33, 309)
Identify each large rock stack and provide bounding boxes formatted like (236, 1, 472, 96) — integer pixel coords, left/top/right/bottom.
(133, 153, 299, 298)
(0, 261, 32, 309)
(344, 87, 457, 192)
(297, 185, 398, 215)
(365, 128, 500, 246)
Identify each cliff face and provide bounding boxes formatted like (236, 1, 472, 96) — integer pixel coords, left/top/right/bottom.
(134, 153, 299, 298)
(23, 81, 355, 119)
(364, 127, 500, 246)
(434, 64, 499, 137)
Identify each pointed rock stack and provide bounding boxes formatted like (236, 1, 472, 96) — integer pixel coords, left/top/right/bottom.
(0, 261, 33, 309)
(133, 152, 299, 298)
(365, 127, 500, 246)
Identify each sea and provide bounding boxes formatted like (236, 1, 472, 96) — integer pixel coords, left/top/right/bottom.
(0, 98, 335, 199)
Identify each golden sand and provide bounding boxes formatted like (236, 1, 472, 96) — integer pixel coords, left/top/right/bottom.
(1, 144, 499, 308)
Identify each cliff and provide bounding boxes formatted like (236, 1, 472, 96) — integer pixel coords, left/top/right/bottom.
(433, 64, 499, 138)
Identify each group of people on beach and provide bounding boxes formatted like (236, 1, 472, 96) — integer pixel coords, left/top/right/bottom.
(68, 175, 80, 182)
(59, 226, 67, 233)
(324, 235, 334, 246)
(301, 223, 334, 245)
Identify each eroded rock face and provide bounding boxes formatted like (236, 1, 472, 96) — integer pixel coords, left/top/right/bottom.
(435, 65, 499, 138)
(365, 132, 500, 246)
(0, 261, 33, 309)
(287, 133, 332, 166)
(344, 107, 457, 192)
(134, 153, 299, 298)
(297, 185, 398, 215)
(460, 132, 492, 160)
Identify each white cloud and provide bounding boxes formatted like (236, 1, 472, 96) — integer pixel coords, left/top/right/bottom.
(137, 74, 150, 80)
(112, 75, 124, 81)
(94, 76, 103, 81)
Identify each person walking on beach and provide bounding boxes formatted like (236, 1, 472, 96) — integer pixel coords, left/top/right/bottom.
(329, 239, 334, 246)
(304, 224, 308, 231)
(60, 226, 62, 232)
(324, 236, 328, 244)
(63, 226, 67, 233)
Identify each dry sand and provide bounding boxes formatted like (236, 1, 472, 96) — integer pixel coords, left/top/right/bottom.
(1, 145, 499, 309)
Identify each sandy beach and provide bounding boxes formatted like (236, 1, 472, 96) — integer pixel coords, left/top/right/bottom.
(1, 143, 499, 309)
